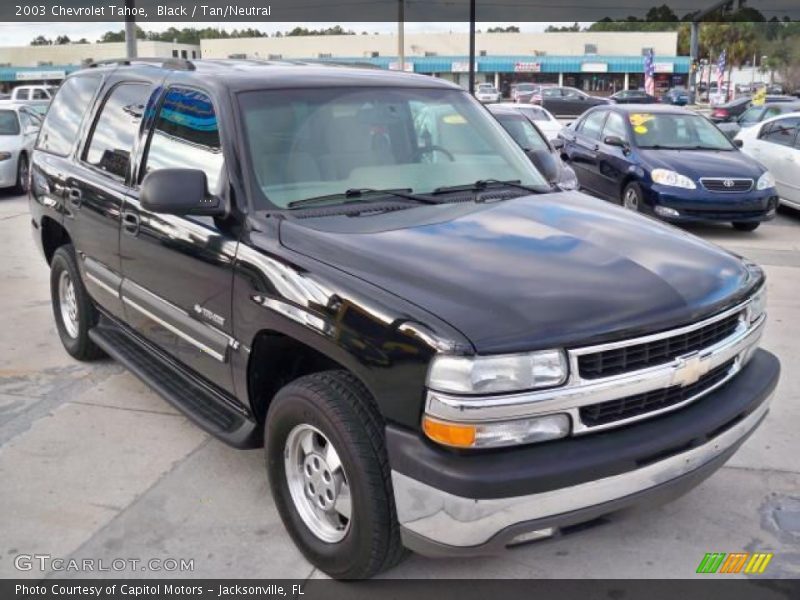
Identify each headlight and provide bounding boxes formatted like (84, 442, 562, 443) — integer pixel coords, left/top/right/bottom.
(748, 284, 767, 323)
(757, 171, 776, 191)
(422, 413, 571, 448)
(557, 164, 579, 191)
(426, 349, 568, 395)
(651, 168, 696, 189)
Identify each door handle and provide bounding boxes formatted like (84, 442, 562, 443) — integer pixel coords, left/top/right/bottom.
(67, 187, 82, 208)
(122, 210, 140, 236)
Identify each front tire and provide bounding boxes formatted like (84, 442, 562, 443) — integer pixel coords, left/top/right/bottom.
(265, 371, 405, 579)
(621, 182, 644, 212)
(733, 221, 760, 232)
(50, 245, 105, 361)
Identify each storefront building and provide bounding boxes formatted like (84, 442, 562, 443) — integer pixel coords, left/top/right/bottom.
(317, 55, 690, 96)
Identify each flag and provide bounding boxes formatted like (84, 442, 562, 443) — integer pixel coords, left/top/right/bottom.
(644, 48, 655, 96)
(717, 49, 727, 98)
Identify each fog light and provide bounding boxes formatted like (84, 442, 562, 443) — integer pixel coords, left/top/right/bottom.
(655, 205, 680, 218)
(422, 413, 571, 449)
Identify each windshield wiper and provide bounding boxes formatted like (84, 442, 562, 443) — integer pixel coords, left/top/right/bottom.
(431, 179, 550, 196)
(288, 187, 438, 209)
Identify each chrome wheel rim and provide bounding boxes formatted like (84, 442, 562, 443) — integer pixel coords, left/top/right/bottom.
(58, 270, 79, 339)
(284, 424, 351, 543)
(623, 188, 639, 211)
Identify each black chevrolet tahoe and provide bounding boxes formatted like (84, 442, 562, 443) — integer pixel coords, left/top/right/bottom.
(29, 59, 780, 579)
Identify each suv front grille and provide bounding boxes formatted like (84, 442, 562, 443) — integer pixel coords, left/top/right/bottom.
(579, 358, 736, 427)
(700, 178, 753, 193)
(578, 312, 742, 379)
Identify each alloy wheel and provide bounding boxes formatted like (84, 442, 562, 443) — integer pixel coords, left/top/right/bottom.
(284, 424, 352, 543)
(58, 270, 79, 339)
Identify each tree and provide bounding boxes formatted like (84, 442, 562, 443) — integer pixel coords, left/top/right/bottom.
(30, 35, 51, 46)
(764, 27, 800, 92)
(545, 23, 581, 32)
(55, 35, 71, 45)
(487, 25, 520, 33)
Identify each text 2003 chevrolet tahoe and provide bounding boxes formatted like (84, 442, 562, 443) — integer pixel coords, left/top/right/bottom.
(29, 59, 780, 578)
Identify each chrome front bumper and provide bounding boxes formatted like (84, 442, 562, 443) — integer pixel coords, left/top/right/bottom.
(394, 394, 771, 553)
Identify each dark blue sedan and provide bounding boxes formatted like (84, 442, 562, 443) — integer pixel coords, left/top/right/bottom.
(559, 105, 779, 231)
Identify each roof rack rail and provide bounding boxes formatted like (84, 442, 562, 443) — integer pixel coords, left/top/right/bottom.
(86, 57, 195, 71)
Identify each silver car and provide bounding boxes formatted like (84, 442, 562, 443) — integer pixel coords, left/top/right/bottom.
(0, 103, 41, 193)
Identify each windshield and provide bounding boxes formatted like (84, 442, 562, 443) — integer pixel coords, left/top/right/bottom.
(238, 87, 545, 209)
(0, 110, 20, 135)
(629, 112, 733, 150)
(478, 85, 497, 93)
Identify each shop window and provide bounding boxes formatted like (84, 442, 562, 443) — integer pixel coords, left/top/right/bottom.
(584, 44, 598, 55)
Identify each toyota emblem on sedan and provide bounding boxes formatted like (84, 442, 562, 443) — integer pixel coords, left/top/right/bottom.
(723, 179, 735, 188)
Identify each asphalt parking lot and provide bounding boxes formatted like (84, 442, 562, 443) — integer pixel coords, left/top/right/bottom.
(1, 189, 798, 580)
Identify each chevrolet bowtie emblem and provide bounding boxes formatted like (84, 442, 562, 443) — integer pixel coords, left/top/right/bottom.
(674, 353, 710, 387)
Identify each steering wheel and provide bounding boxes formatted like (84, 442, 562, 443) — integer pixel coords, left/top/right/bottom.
(417, 145, 455, 162)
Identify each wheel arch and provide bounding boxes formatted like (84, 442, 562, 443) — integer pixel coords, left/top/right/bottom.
(40, 216, 72, 265)
(246, 329, 378, 426)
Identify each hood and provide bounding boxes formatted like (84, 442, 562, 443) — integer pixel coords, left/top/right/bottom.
(638, 148, 764, 181)
(279, 193, 759, 353)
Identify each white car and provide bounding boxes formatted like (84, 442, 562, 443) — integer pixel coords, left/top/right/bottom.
(488, 103, 564, 142)
(0, 103, 42, 193)
(475, 84, 500, 103)
(736, 111, 800, 210)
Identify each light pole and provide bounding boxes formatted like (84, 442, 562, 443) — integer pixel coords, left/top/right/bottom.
(398, 0, 404, 72)
(124, 0, 137, 59)
(468, 0, 476, 94)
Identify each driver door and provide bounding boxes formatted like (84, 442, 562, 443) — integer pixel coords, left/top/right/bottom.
(119, 85, 239, 393)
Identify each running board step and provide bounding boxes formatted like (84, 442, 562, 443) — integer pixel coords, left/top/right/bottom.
(89, 315, 259, 448)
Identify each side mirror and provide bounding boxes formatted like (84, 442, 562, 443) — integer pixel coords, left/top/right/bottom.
(733, 138, 744, 148)
(551, 137, 565, 150)
(140, 168, 224, 217)
(526, 149, 561, 184)
(604, 135, 628, 149)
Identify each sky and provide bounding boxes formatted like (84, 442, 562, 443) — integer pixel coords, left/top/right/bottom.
(0, 22, 573, 46)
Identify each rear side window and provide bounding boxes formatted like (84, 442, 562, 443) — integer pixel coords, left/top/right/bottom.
(140, 87, 224, 192)
(37, 75, 102, 156)
(84, 83, 150, 180)
(15, 89, 29, 100)
(759, 117, 800, 147)
(0, 111, 20, 135)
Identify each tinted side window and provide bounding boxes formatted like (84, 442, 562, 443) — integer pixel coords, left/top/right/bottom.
(84, 83, 149, 180)
(579, 111, 607, 140)
(37, 75, 102, 156)
(603, 112, 627, 140)
(760, 117, 800, 147)
(16, 89, 29, 100)
(32, 89, 48, 100)
(141, 87, 224, 192)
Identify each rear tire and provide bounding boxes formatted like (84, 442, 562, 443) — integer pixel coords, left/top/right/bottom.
(733, 221, 760, 232)
(13, 153, 29, 195)
(50, 245, 105, 361)
(265, 370, 406, 579)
